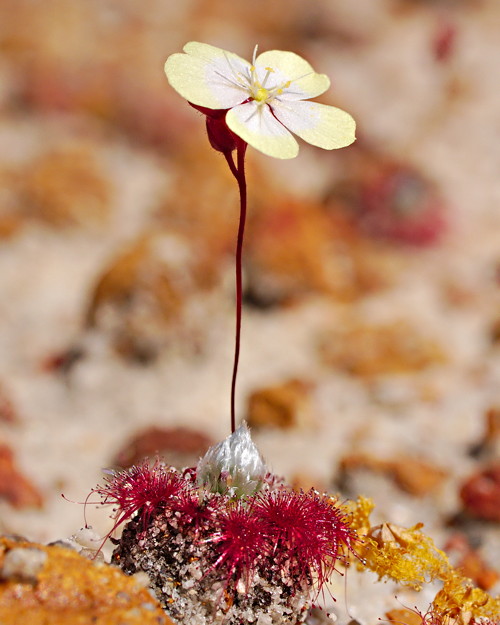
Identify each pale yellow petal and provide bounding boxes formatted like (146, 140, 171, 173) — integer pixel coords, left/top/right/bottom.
(183, 41, 248, 69)
(226, 102, 299, 159)
(165, 42, 251, 109)
(255, 50, 330, 100)
(271, 100, 356, 150)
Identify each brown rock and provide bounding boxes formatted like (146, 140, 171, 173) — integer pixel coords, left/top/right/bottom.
(244, 197, 395, 306)
(246, 379, 314, 430)
(470, 406, 500, 459)
(290, 473, 327, 494)
(0, 385, 17, 423)
(445, 533, 499, 591)
(485, 406, 500, 441)
(460, 462, 500, 522)
(490, 315, 500, 344)
(23, 144, 110, 227)
(339, 452, 447, 496)
(0, 536, 174, 625)
(85, 234, 187, 363)
(113, 426, 214, 469)
(86, 236, 181, 328)
(385, 608, 422, 625)
(0, 444, 43, 508)
(0, 169, 24, 239)
(245, 199, 347, 304)
(389, 456, 447, 496)
(321, 319, 446, 377)
(0, 214, 24, 239)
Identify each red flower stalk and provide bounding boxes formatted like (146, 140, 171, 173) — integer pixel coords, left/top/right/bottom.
(209, 502, 268, 591)
(189, 101, 248, 434)
(255, 488, 357, 592)
(93, 461, 186, 534)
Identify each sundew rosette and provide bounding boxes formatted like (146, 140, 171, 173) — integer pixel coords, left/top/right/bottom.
(164, 42, 356, 159)
(92, 427, 358, 625)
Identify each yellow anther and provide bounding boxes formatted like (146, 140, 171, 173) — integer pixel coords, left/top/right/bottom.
(265, 67, 275, 73)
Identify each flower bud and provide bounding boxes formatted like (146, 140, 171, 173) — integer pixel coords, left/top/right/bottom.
(196, 422, 267, 497)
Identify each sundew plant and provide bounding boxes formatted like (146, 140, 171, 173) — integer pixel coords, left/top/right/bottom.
(89, 42, 500, 625)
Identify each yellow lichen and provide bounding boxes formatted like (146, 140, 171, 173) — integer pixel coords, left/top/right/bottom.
(341, 495, 374, 536)
(0, 536, 173, 625)
(361, 522, 450, 589)
(432, 571, 500, 622)
(344, 497, 500, 622)
(345, 497, 448, 588)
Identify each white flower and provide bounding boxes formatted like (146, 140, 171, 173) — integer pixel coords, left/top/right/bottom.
(165, 42, 356, 159)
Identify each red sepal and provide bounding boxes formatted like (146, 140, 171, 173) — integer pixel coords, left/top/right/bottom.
(189, 103, 245, 154)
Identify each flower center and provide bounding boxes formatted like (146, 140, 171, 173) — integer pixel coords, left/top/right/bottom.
(255, 87, 269, 102)
(221, 46, 313, 109)
(248, 67, 286, 105)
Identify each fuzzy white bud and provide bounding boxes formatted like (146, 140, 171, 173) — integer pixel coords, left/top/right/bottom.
(196, 422, 267, 497)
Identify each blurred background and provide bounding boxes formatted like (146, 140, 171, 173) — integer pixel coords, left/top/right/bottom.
(0, 0, 499, 611)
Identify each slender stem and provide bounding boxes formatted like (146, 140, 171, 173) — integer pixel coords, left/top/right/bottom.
(227, 142, 247, 434)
